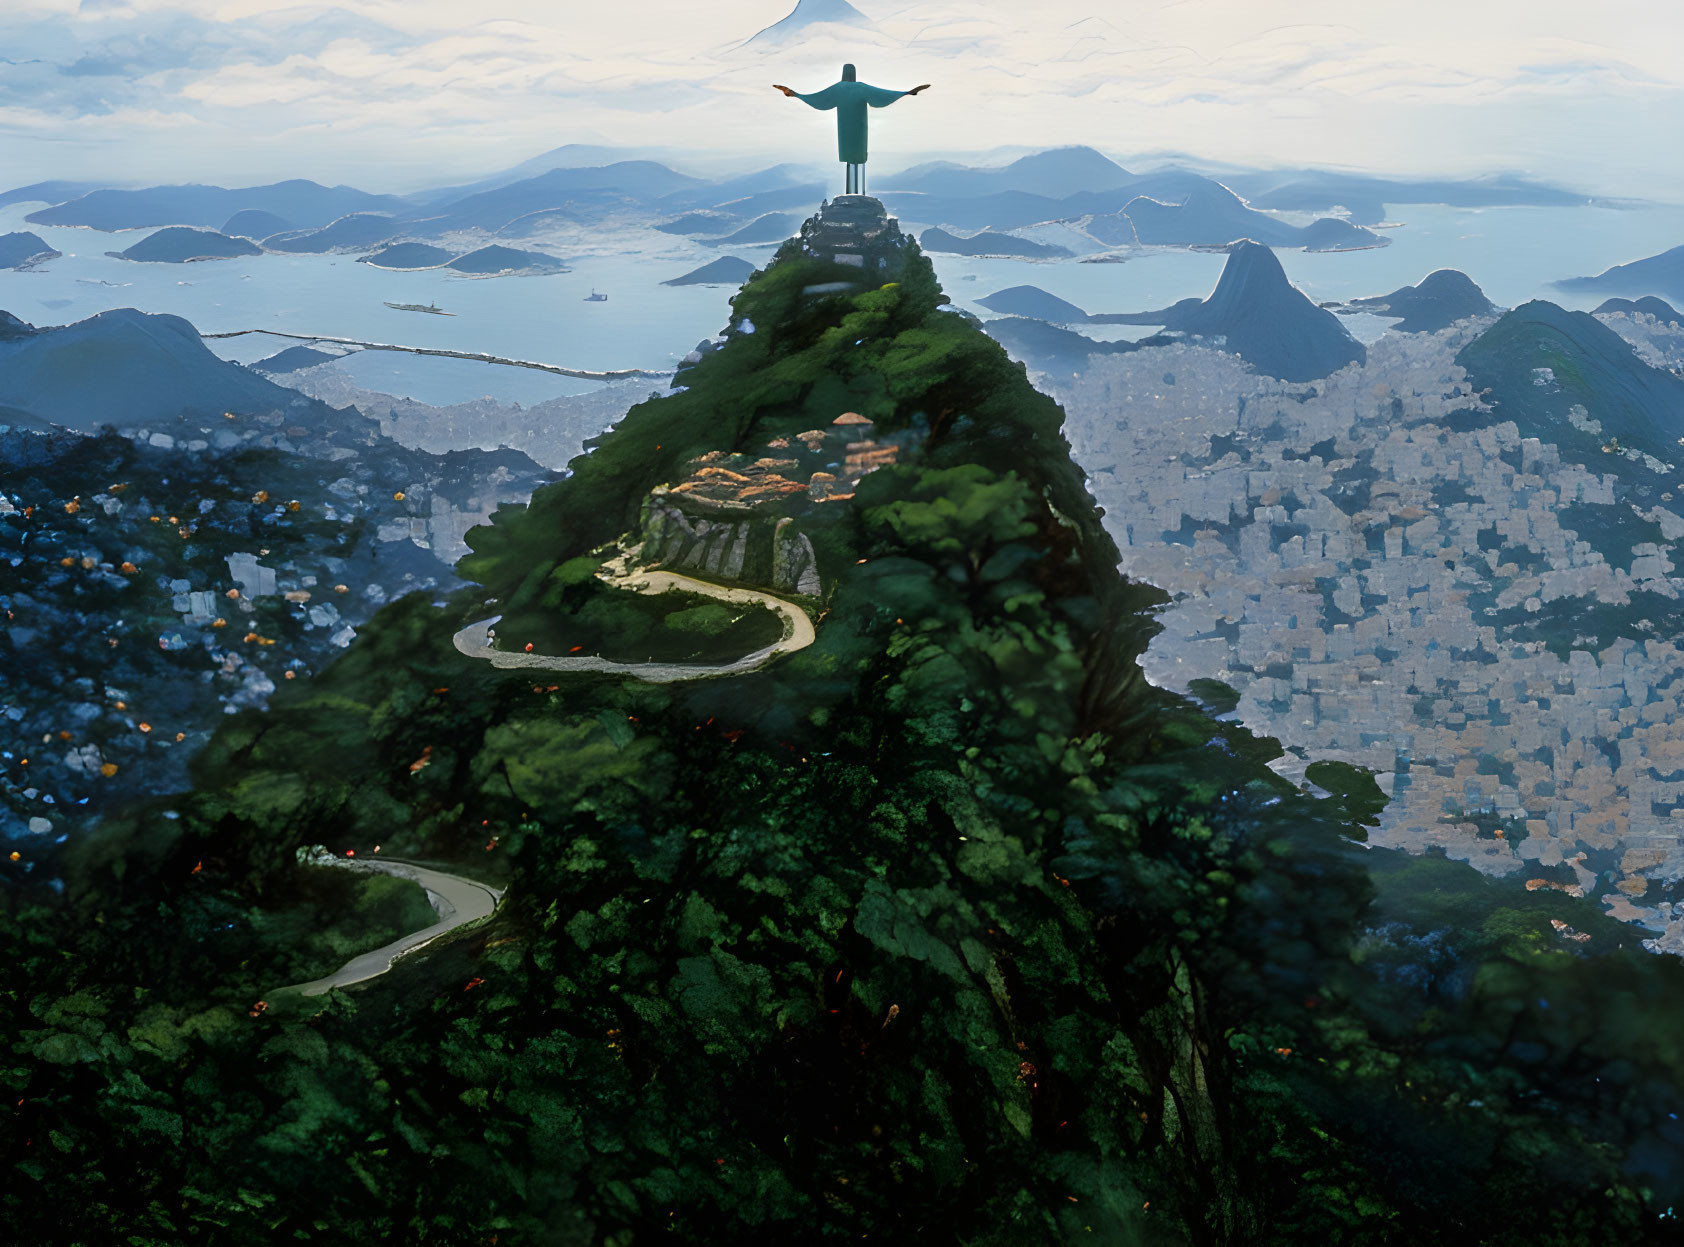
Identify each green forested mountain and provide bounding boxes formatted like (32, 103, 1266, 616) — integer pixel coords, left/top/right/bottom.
(1455, 299, 1684, 651)
(5, 219, 1684, 1246)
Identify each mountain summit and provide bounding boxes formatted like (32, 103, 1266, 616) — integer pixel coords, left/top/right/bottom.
(1120, 181, 1301, 248)
(1594, 295, 1682, 324)
(1458, 300, 1684, 468)
(1348, 268, 1497, 333)
(0, 307, 298, 428)
(886, 146, 1133, 199)
(1165, 239, 1366, 381)
(743, 0, 874, 45)
(1455, 299, 1684, 566)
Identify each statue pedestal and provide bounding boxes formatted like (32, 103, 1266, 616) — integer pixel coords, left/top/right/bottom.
(796, 196, 908, 279)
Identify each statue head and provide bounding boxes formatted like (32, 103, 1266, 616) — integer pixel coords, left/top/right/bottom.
(841, 63, 857, 81)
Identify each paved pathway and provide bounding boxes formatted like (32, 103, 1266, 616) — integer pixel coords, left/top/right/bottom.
(451, 563, 816, 683)
(281, 856, 504, 997)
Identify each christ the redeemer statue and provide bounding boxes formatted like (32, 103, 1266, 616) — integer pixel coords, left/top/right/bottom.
(774, 64, 929, 196)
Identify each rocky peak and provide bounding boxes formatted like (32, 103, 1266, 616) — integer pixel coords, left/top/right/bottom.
(1169, 240, 1367, 381)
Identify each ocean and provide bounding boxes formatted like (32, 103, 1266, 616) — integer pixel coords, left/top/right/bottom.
(1, 198, 1680, 409)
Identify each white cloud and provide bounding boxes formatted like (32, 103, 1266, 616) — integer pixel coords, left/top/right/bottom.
(0, 1, 1677, 198)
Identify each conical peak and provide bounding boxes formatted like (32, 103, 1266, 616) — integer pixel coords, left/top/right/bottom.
(1224, 238, 1283, 270)
(1206, 239, 1289, 304)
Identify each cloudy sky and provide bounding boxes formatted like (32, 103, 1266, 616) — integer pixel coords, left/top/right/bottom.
(1, 0, 1678, 197)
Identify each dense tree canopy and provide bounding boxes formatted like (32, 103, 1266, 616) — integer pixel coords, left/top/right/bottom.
(4, 236, 1684, 1246)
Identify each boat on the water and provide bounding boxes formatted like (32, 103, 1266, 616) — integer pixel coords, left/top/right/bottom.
(384, 301, 454, 316)
(584, 289, 608, 302)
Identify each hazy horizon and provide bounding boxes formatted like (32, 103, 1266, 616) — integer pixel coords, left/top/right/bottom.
(1, 1, 1679, 201)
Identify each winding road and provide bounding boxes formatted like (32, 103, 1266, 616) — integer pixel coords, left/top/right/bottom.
(451, 563, 816, 683)
(278, 567, 809, 997)
(280, 856, 504, 997)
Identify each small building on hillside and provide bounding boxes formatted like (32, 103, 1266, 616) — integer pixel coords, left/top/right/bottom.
(639, 411, 911, 594)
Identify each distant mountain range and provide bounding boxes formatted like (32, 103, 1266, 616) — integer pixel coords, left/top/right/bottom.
(1114, 181, 1302, 247)
(1345, 269, 1497, 333)
(110, 227, 261, 264)
(881, 188, 1129, 234)
(262, 214, 404, 254)
(701, 183, 830, 218)
(413, 162, 708, 234)
(0, 148, 1595, 275)
(880, 174, 1386, 249)
(421, 157, 816, 217)
(1594, 296, 1681, 325)
(679, 168, 825, 212)
(1223, 170, 1589, 226)
(869, 150, 1577, 235)
(919, 228, 1072, 259)
(888, 147, 1134, 200)
(1093, 181, 1386, 251)
(0, 181, 108, 211)
(1554, 245, 1684, 303)
(25, 180, 408, 232)
(414, 143, 666, 205)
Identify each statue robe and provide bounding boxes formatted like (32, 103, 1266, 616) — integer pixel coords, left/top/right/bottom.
(793, 80, 912, 164)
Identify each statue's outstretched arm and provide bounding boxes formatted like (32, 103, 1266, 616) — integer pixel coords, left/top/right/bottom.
(772, 84, 796, 97)
(785, 83, 843, 110)
(862, 83, 929, 107)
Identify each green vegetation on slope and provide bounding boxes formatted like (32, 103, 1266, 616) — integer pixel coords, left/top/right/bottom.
(1456, 301, 1684, 566)
(491, 558, 786, 665)
(4, 241, 1684, 1247)
(1454, 300, 1684, 654)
